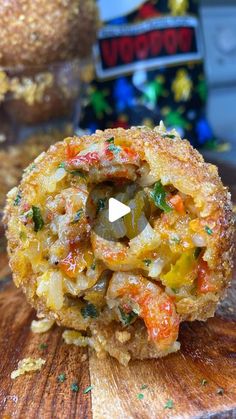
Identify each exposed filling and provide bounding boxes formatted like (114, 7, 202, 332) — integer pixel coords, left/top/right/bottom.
(10, 134, 220, 358)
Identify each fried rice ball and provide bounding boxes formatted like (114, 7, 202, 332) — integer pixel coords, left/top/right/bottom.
(4, 125, 235, 365)
(0, 0, 99, 66)
(3, 64, 80, 125)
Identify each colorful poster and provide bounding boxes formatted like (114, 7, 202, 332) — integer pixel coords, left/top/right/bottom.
(80, 0, 213, 148)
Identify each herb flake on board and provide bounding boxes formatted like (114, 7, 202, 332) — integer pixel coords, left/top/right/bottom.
(57, 373, 66, 383)
(71, 382, 79, 392)
(164, 399, 174, 409)
(83, 385, 93, 394)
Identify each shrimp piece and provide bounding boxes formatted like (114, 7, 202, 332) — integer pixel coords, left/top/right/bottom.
(91, 222, 161, 271)
(67, 142, 140, 183)
(91, 233, 139, 271)
(107, 272, 179, 351)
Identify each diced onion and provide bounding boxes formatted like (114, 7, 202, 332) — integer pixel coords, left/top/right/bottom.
(192, 233, 206, 247)
(43, 168, 67, 193)
(37, 271, 64, 311)
(130, 221, 161, 256)
(54, 168, 67, 182)
(139, 173, 157, 187)
(110, 218, 126, 239)
(148, 258, 164, 278)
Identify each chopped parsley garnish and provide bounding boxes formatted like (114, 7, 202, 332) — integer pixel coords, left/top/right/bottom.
(14, 193, 21, 206)
(216, 387, 224, 395)
(81, 303, 98, 319)
(38, 343, 48, 350)
(105, 137, 114, 143)
(91, 262, 96, 270)
(57, 373, 66, 383)
(164, 399, 174, 409)
(119, 307, 138, 326)
(194, 247, 202, 259)
(108, 144, 120, 154)
(97, 198, 106, 213)
(151, 181, 172, 213)
(205, 226, 213, 235)
(32, 206, 44, 232)
(72, 209, 83, 223)
(83, 385, 93, 394)
(137, 393, 144, 400)
(141, 384, 148, 390)
(143, 259, 151, 267)
(58, 162, 66, 169)
(201, 379, 208, 386)
(71, 382, 79, 392)
(163, 134, 175, 139)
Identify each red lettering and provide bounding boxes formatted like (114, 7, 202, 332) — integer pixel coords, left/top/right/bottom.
(100, 39, 118, 67)
(163, 29, 177, 55)
(178, 28, 193, 52)
(149, 30, 163, 56)
(119, 37, 134, 63)
(135, 34, 149, 60)
(99, 25, 196, 70)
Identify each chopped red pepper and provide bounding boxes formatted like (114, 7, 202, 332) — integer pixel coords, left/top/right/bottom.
(122, 147, 139, 160)
(197, 258, 217, 293)
(104, 146, 115, 161)
(169, 194, 185, 214)
(66, 144, 80, 159)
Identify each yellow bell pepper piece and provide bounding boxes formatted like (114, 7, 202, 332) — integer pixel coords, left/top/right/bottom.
(161, 249, 197, 288)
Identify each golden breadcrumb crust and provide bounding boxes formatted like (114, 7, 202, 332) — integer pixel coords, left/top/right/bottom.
(0, 0, 99, 66)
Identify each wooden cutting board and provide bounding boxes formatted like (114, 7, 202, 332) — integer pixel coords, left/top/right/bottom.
(0, 161, 235, 419)
(0, 275, 236, 419)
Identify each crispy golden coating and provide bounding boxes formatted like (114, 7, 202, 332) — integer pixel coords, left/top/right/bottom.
(0, 0, 99, 66)
(0, 127, 73, 212)
(4, 125, 235, 365)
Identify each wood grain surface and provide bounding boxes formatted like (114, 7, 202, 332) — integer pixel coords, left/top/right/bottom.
(0, 161, 235, 419)
(0, 283, 91, 419)
(0, 277, 236, 419)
